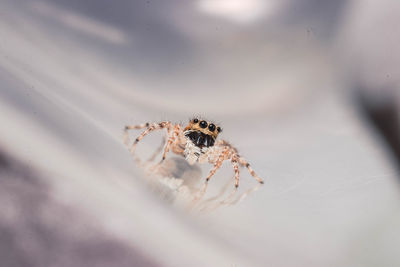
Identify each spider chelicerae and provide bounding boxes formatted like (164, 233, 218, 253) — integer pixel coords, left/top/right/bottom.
(123, 118, 264, 188)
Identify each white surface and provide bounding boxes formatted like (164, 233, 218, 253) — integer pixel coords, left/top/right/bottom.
(1, 1, 400, 266)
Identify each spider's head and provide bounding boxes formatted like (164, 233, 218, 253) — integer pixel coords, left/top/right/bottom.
(183, 118, 222, 148)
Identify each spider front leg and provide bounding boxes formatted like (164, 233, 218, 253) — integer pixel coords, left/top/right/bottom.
(190, 150, 228, 208)
(124, 121, 172, 155)
(159, 125, 180, 163)
(123, 122, 150, 145)
(205, 147, 229, 182)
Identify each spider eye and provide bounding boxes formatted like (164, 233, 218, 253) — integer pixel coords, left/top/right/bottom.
(217, 127, 222, 132)
(193, 118, 199, 123)
(208, 124, 216, 132)
(199, 120, 207, 128)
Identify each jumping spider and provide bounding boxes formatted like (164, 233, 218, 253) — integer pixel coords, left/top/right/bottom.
(124, 118, 264, 188)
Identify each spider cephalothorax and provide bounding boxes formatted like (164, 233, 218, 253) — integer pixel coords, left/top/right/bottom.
(183, 118, 222, 165)
(124, 118, 263, 188)
(183, 118, 222, 147)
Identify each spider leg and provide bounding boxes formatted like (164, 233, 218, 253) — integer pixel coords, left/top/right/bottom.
(124, 122, 172, 155)
(216, 140, 264, 185)
(160, 125, 180, 163)
(147, 136, 167, 162)
(123, 122, 150, 145)
(205, 148, 229, 182)
(231, 157, 240, 188)
(125, 122, 151, 130)
(238, 157, 264, 184)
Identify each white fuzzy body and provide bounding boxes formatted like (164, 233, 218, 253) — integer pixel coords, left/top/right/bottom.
(184, 140, 209, 165)
(183, 139, 223, 165)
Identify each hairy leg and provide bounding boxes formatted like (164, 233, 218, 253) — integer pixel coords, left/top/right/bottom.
(205, 147, 229, 182)
(231, 157, 240, 188)
(123, 122, 150, 145)
(238, 157, 264, 184)
(124, 121, 172, 155)
(216, 140, 264, 185)
(160, 125, 180, 162)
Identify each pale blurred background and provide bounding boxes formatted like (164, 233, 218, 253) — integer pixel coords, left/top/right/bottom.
(1, 0, 400, 266)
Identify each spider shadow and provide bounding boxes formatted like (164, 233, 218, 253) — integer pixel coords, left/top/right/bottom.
(140, 156, 262, 211)
(153, 157, 202, 189)
(191, 177, 263, 212)
(198, 183, 263, 212)
(145, 157, 204, 204)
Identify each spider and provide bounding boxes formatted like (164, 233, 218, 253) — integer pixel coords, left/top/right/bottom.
(123, 118, 264, 188)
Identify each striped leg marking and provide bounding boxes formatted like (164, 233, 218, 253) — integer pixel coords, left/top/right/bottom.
(232, 157, 240, 188)
(160, 125, 179, 163)
(124, 122, 171, 155)
(239, 158, 264, 184)
(205, 148, 229, 182)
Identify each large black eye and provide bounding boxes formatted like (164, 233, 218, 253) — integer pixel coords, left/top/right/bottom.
(208, 124, 216, 132)
(193, 118, 199, 123)
(217, 127, 222, 132)
(199, 120, 207, 128)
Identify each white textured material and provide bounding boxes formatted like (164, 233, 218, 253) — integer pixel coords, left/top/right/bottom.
(0, 1, 399, 266)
